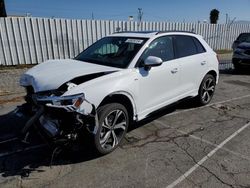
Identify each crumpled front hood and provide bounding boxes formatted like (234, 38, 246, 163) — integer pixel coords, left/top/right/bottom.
(20, 59, 121, 92)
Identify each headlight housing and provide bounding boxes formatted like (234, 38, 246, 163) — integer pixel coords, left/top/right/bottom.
(36, 93, 85, 112)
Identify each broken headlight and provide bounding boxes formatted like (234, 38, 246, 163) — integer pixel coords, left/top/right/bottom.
(36, 93, 85, 112)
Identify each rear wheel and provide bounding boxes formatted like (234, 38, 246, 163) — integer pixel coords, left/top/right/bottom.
(196, 74, 216, 106)
(93, 103, 129, 155)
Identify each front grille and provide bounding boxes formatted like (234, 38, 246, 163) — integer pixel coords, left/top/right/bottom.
(245, 50, 250, 55)
(25, 86, 34, 104)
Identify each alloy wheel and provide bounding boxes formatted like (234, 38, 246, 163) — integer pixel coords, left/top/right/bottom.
(99, 109, 127, 150)
(201, 77, 215, 104)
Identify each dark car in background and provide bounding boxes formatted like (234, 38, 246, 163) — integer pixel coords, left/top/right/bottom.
(232, 33, 250, 70)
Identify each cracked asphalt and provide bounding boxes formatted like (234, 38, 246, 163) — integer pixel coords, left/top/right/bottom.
(0, 68, 250, 188)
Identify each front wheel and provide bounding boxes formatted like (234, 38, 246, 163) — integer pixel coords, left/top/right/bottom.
(196, 74, 216, 106)
(93, 103, 129, 155)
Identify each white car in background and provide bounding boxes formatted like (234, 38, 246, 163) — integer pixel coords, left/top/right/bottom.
(20, 31, 219, 154)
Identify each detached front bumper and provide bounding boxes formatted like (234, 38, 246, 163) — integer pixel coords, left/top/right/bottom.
(21, 93, 99, 142)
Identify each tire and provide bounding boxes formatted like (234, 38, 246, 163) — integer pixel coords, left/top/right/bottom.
(93, 103, 129, 155)
(196, 74, 216, 106)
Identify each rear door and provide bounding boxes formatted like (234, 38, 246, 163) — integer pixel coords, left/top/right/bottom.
(174, 35, 208, 95)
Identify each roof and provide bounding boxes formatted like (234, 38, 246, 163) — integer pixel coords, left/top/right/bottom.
(110, 30, 196, 38)
(111, 31, 158, 38)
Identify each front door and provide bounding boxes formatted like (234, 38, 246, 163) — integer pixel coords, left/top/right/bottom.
(136, 36, 181, 117)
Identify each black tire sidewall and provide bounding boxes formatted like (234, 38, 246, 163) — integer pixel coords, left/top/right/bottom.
(94, 103, 129, 155)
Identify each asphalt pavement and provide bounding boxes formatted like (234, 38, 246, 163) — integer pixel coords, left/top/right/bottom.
(1, 56, 250, 188)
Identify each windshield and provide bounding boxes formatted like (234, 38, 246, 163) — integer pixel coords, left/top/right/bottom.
(237, 33, 250, 43)
(75, 37, 148, 68)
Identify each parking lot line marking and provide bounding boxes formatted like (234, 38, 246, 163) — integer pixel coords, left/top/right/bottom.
(165, 94, 250, 117)
(165, 122, 250, 188)
(186, 132, 250, 161)
(154, 120, 250, 161)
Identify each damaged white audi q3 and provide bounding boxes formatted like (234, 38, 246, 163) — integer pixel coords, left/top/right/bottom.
(19, 31, 219, 154)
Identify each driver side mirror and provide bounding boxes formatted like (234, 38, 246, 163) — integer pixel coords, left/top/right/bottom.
(143, 56, 163, 71)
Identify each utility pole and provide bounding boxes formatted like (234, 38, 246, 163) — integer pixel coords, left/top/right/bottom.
(91, 12, 94, 20)
(137, 8, 143, 27)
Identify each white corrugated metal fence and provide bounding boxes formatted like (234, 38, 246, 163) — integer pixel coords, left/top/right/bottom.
(0, 17, 250, 66)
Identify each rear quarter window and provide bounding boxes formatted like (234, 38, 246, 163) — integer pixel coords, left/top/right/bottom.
(174, 35, 206, 58)
(192, 37, 206, 53)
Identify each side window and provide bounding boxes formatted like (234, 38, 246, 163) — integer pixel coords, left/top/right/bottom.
(139, 36, 174, 64)
(175, 35, 198, 58)
(237, 33, 250, 43)
(192, 37, 206, 53)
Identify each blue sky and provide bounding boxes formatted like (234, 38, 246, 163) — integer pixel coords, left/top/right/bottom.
(5, 0, 250, 23)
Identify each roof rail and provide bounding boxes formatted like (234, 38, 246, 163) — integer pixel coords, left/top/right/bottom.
(113, 31, 157, 34)
(112, 30, 196, 35)
(156, 30, 196, 35)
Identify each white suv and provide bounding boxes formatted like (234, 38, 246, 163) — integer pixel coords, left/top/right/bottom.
(20, 31, 219, 154)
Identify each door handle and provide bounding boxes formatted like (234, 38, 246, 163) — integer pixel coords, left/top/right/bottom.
(171, 68, 178, 74)
(201, 61, 207, 65)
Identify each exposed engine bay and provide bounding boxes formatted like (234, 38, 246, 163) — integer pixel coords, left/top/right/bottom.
(21, 80, 100, 147)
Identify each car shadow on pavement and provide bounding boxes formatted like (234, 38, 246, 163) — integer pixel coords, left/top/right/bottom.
(0, 108, 102, 179)
(220, 69, 250, 75)
(0, 94, 220, 179)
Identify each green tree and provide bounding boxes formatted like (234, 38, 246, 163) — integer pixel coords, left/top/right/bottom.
(0, 0, 6, 17)
(210, 9, 219, 24)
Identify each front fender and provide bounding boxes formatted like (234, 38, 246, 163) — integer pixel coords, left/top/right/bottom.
(104, 90, 138, 120)
(63, 69, 139, 118)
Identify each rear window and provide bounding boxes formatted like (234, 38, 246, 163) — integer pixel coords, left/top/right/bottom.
(174, 35, 206, 58)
